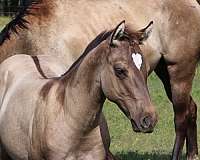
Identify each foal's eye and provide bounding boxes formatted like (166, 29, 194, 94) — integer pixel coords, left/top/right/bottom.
(114, 66, 128, 79)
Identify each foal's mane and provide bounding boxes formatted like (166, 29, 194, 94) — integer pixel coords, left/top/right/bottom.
(60, 26, 137, 79)
(60, 30, 113, 78)
(0, 0, 39, 45)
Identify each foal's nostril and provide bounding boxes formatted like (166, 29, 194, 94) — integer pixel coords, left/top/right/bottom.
(140, 116, 152, 129)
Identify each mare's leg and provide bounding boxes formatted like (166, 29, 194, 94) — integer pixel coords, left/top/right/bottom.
(99, 113, 119, 160)
(186, 97, 198, 160)
(154, 57, 198, 160)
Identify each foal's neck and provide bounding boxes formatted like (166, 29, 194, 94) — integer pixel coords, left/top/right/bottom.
(62, 43, 107, 133)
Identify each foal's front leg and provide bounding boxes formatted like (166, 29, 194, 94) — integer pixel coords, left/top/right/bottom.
(99, 113, 119, 160)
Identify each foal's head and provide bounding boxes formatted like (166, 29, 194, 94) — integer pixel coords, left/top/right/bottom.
(101, 21, 157, 133)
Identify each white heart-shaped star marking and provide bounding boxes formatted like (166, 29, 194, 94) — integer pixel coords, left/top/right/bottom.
(132, 53, 142, 70)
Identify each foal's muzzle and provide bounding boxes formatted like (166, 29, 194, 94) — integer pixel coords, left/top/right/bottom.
(140, 115, 156, 133)
(131, 113, 158, 133)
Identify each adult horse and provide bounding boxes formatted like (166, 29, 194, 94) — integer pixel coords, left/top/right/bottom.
(0, 21, 157, 160)
(0, 0, 200, 159)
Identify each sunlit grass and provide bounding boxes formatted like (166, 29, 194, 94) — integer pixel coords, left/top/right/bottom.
(0, 16, 11, 30)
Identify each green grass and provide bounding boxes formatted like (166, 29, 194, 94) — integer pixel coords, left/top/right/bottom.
(0, 16, 200, 159)
(103, 69, 200, 160)
(0, 17, 11, 30)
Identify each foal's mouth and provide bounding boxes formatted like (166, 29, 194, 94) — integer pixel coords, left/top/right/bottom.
(131, 118, 154, 133)
(117, 102, 155, 133)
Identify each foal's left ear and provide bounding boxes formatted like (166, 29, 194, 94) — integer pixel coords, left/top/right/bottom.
(110, 20, 126, 46)
(137, 21, 153, 44)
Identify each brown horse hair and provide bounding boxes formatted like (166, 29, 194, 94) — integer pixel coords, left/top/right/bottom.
(60, 30, 113, 79)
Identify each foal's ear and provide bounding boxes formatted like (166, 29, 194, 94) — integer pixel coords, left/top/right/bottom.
(110, 20, 125, 46)
(137, 21, 153, 44)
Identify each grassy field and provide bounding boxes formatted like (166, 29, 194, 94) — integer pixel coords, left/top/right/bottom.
(0, 17, 200, 160)
(0, 17, 11, 30)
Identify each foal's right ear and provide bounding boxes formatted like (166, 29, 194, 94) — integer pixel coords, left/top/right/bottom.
(136, 21, 153, 44)
(110, 20, 126, 47)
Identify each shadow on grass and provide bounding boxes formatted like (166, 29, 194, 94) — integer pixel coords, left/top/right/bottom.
(115, 151, 186, 160)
